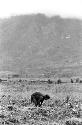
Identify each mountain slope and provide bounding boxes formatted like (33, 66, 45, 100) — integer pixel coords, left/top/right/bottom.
(0, 14, 82, 76)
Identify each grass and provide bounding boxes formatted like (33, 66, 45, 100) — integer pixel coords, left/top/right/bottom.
(0, 79, 82, 124)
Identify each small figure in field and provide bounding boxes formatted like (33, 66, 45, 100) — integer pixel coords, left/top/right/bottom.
(47, 79, 53, 84)
(56, 79, 62, 84)
(71, 79, 73, 83)
(80, 80, 82, 83)
(31, 92, 50, 107)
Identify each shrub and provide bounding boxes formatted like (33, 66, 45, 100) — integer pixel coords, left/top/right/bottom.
(56, 79, 62, 84)
(47, 79, 53, 84)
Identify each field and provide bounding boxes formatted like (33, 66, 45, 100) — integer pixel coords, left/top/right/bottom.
(0, 14, 82, 125)
(0, 78, 82, 125)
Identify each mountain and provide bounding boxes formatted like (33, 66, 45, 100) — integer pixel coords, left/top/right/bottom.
(0, 14, 82, 77)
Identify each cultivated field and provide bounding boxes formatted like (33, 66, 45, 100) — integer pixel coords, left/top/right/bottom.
(0, 78, 82, 125)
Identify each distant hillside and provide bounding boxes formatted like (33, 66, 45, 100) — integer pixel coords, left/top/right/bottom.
(0, 14, 82, 77)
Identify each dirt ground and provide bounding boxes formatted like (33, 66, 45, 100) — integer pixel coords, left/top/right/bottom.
(0, 79, 82, 125)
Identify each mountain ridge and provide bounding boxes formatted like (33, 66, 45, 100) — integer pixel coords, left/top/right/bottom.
(0, 14, 82, 77)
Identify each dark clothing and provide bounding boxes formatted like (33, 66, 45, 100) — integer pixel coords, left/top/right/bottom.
(31, 92, 50, 107)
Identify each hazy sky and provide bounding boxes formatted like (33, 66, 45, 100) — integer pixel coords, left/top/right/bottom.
(0, 0, 82, 18)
